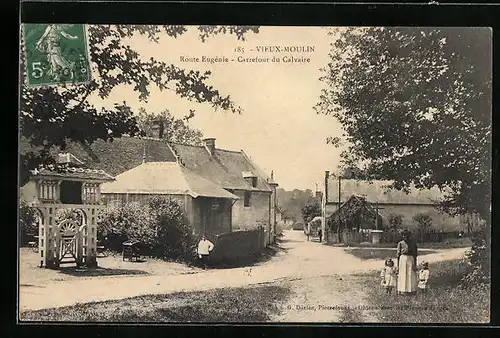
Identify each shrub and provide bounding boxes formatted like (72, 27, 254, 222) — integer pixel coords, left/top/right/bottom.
(413, 213, 432, 238)
(97, 197, 193, 261)
(463, 235, 491, 286)
(388, 214, 403, 229)
(19, 200, 37, 246)
(301, 201, 321, 224)
(97, 202, 147, 252)
(147, 196, 193, 260)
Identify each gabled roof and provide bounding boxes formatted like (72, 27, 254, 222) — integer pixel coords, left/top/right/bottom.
(101, 162, 239, 200)
(20, 136, 274, 193)
(171, 143, 272, 192)
(326, 178, 446, 205)
(327, 195, 385, 228)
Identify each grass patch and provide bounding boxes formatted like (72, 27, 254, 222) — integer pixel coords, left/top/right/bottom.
(418, 237, 472, 249)
(345, 248, 437, 260)
(357, 259, 490, 323)
(20, 284, 292, 323)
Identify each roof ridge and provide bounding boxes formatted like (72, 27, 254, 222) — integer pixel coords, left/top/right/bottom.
(170, 142, 243, 154)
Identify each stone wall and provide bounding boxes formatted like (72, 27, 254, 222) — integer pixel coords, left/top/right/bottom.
(231, 190, 271, 231)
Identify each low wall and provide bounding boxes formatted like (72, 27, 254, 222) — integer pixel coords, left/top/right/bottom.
(209, 227, 265, 263)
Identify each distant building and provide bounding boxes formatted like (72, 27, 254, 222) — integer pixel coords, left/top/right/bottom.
(321, 171, 467, 232)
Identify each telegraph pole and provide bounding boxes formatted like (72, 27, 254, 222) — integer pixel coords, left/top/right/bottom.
(338, 175, 342, 242)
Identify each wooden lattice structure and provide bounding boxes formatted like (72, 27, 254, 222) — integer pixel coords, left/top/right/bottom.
(327, 195, 384, 232)
(21, 153, 114, 269)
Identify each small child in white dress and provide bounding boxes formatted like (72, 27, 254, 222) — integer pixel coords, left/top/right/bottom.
(418, 261, 430, 293)
(380, 258, 397, 294)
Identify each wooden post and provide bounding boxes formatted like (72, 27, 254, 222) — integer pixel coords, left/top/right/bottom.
(337, 176, 341, 242)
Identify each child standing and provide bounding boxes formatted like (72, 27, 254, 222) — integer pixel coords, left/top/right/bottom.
(418, 261, 430, 293)
(380, 258, 397, 294)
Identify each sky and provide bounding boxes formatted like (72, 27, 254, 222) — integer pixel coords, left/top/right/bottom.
(88, 26, 345, 191)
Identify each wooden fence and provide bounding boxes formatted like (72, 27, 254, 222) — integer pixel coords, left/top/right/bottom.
(326, 228, 478, 245)
(209, 226, 266, 263)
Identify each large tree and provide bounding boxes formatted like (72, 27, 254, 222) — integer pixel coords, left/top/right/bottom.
(277, 188, 317, 222)
(20, 25, 259, 185)
(316, 27, 491, 221)
(136, 107, 203, 145)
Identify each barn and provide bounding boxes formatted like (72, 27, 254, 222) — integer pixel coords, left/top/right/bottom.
(321, 172, 479, 234)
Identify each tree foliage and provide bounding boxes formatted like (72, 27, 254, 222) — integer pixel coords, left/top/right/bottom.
(277, 188, 317, 222)
(413, 213, 433, 233)
(388, 214, 403, 230)
(317, 27, 491, 220)
(20, 25, 259, 186)
(136, 107, 203, 145)
(19, 200, 38, 246)
(301, 200, 322, 224)
(97, 197, 193, 260)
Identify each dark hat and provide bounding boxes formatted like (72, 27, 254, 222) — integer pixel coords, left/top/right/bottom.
(401, 229, 411, 238)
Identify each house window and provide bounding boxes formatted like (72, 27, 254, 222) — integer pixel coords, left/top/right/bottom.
(244, 191, 251, 207)
(252, 177, 258, 188)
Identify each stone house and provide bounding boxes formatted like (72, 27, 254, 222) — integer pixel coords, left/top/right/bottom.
(26, 136, 280, 245)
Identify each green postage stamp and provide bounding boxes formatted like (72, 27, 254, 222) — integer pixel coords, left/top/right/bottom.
(22, 24, 91, 87)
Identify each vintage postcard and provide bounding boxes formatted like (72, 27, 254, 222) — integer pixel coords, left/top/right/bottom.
(18, 25, 491, 324)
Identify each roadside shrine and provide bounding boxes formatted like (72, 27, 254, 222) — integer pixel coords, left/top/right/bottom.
(21, 153, 114, 269)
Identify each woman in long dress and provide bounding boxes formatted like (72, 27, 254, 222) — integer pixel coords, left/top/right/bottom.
(396, 230, 418, 295)
(36, 24, 78, 80)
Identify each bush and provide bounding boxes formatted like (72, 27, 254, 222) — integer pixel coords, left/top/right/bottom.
(147, 196, 193, 260)
(413, 213, 432, 232)
(301, 201, 321, 224)
(388, 214, 403, 229)
(97, 197, 194, 261)
(463, 235, 491, 285)
(19, 200, 37, 246)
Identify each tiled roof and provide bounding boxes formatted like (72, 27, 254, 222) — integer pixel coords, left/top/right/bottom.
(20, 136, 177, 177)
(326, 178, 447, 205)
(171, 143, 272, 192)
(101, 162, 239, 199)
(20, 136, 274, 192)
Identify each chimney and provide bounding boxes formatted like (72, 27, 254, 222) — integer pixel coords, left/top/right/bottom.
(315, 191, 323, 201)
(203, 138, 216, 156)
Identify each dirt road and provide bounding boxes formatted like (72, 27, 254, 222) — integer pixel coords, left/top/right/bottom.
(19, 230, 466, 317)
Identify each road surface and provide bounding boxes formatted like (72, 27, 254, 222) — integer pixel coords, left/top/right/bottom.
(19, 230, 466, 318)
